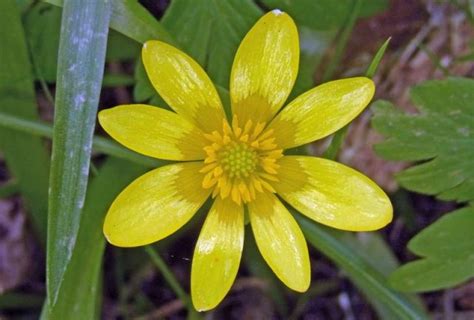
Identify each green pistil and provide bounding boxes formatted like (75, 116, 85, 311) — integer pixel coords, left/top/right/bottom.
(220, 143, 258, 178)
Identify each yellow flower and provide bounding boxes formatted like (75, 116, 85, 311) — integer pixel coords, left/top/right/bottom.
(98, 10, 392, 311)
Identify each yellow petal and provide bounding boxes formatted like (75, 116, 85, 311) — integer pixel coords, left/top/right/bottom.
(267, 77, 375, 149)
(274, 156, 393, 231)
(99, 105, 207, 161)
(230, 10, 299, 124)
(142, 41, 226, 132)
(191, 198, 244, 311)
(103, 162, 210, 247)
(248, 192, 310, 292)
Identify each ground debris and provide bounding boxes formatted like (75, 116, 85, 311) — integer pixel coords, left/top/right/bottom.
(0, 199, 34, 293)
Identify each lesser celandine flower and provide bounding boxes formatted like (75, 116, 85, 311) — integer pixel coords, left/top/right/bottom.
(98, 10, 392, 311)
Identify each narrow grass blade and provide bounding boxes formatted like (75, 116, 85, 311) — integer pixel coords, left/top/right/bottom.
(110, 0, 175, 44)
(322, 126, 349, 160)
(45, 0, 175, 45)
(296, 215, 429, 320)
(47, 0, 111, 310)
(49, 159, 146, 319)
(0, 111, 164, 168)
(0, 0, 50, 244)
(243, 230, 289, 317)
(144, 246, 201, 319)
(323, 37, 391, 160)
(366, 37, 391, 78)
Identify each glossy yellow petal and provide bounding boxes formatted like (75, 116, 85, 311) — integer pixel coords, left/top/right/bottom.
(103, 162, 210, 247)
(191, 198, 244, 311)
(230, 10, 299, 124)
(99, 105, 207, 161)
(142, 40, 225, 132)
(274, 156, 392, 231)
(267, 77, 375, 149)
(248, 192, 310, 292)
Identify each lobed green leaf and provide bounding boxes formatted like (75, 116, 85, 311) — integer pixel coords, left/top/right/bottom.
(372, 78, 474, 202)
(162, 0, 262, 87)
(389, 207, 474, 292)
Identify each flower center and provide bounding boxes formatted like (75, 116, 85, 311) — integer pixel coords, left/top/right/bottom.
(220, 142, 258, 178)
(200, 116, 283, 205)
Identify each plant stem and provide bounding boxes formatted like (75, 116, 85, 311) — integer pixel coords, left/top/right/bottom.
(321, 0, 362, 82)
(0, 111, 164, 168)
(144, 246, 201, 319)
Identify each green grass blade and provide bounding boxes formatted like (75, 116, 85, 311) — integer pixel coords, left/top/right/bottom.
(110, 0, 175, 44)
(322, 126, 349, 160)
(296, 215, 429, 320)
(47, 0, 112, 310)
(144, 246, 201, 319)
(49, 159, 146, 319)
(45, 0, 175, 45)
(243, 230, 289, 317)
(0, 0, 50, 245)
(366, 37, 391, 78)
(0, 111, 164, 168)
(323, 36, 391, 161)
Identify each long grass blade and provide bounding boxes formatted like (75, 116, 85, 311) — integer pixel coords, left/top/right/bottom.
(49, 159, 146, 319)
(0, 111, 164, 168)
(45, 0, 175, 45)
(47, 0, 112, 311)
(297, 215, 429, 320)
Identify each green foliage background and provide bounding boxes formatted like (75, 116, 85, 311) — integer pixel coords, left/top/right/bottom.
(0, 0, 472, 319)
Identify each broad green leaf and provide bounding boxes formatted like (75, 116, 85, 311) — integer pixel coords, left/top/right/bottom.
(15, 0, 32, 12)
(102, 73, 135, 87)
(389, 207, 474, 292)
(373, 78, 474, 292)
(290, 27, 334, 97)
(25, 3, 142, 84)
(296, 214, 429, 320)
(133, 59, 170, 108)
(24, 3, 62, 82)
(372, 78, 474, 202)
(49, 159, 146, 319)
(260, 0, 388, 30)
(47, 0, 111, 310)
(162, 0, 262, 87)
(106, 30, 140, 61)
(0, 182, 19, 198)
(0, 0, 50, 244)
(134, 0, 262, 105)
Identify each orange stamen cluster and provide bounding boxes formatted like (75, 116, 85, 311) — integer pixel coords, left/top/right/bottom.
(200, 116, 283, 205)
